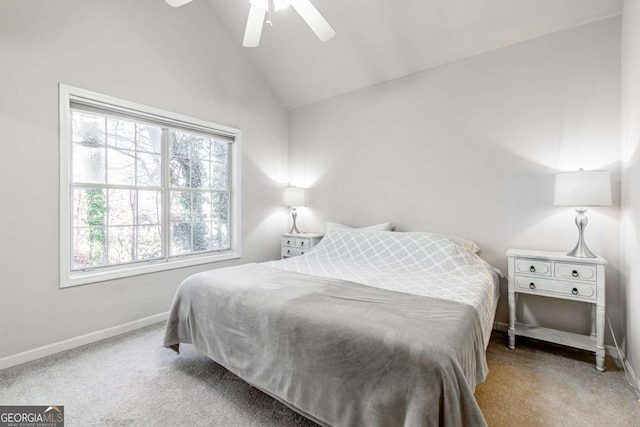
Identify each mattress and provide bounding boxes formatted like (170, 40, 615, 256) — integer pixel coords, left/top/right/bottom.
(164, 263, 489, 426)
(265, 229, 500, 345)
(164, 229, 499, 426)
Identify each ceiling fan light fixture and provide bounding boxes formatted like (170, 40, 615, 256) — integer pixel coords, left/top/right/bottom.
(165, 0, 335, 48)
(250, 0, 291, 12)
(165, 0, 194, 7)
(242, 0, 336, 48)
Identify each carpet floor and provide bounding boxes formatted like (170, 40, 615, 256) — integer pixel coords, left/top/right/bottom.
(1, 323, 638, 426)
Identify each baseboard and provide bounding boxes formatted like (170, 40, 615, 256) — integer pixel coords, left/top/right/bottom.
(492, 321, 618, 360)
(612, 347, 640, 396)
(622, 354, 640, 396)
(0, 312, 169, 371)
(493, 321, 508, 332)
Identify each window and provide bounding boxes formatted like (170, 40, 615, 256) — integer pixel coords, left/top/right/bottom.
(59, 85, 241, 287)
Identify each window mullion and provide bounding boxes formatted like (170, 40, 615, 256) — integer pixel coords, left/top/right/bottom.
(105, 187, 110, 267)
(227, 141, 232, 248)
(104, 115, 110, 267)
(71, 183, 162, 191)
(162, 127, 170, 262)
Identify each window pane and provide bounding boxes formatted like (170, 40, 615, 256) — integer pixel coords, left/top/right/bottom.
(107, 118, 135, 151)
(169, 157, 189, 188)
(138, 190, 161, 225)
(73, 188, 89, 228)
(170, 191, 191, 222)
(192, 137, 211, 160)
(73, 144, 105, 184)
(211, 141, 228, 164)
(170, 222, 213, 255)
(170, 222, 191, 256)
(137, 152, 161, 187)
(72, 111, 105, 145)
(213, 222, 229, 250)
(192, 222, 212, 252)
(137, 225, 162, 260)
(190, 159, 210, 189)
(78, 188, 106, 227)
(137, 124, 162, 154)
(190, 192, 210, 222)
(211, 162, 228, 190)
(212, 193, 229, 221)
(169, 130, 226, 190)
(108, 189, 136, 226)
(107, 148, 136, 185)
(200, 193, 212, 222)
(73, 226, 106, 269)
(169, 129, 191, 158)
(108, 226, 135, 264)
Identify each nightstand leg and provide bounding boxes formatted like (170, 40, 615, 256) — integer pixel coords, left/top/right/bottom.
(508, 292, 516, 349)
(596, 304, 605, 371)
(590, 304, 596, 338)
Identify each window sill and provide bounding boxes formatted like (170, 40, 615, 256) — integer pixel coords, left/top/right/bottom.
(60, 250, 241, 288)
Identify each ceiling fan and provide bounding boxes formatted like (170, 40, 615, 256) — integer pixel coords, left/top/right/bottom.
(166, 0, 336, 48)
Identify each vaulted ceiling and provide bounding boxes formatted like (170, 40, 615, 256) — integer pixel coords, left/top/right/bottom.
(204, 0, 622, 109)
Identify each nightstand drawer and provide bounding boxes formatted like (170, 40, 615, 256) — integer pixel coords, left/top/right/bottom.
(554, 262, 596, 282)
(282, 247, 307, 257)
(281, 236, 296, 248)
(296, 238, 311, 249)
(515, 259, 551, 276)
(515, 276, 596, 301)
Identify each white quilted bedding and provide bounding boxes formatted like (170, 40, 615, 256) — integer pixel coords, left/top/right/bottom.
(265, 229, 500, 345)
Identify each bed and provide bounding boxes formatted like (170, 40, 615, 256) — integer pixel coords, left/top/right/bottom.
(163, 229, 500, 426)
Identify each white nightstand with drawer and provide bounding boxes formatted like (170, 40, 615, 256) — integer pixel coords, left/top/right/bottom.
(506, 249, 607, 371)
(281, 233, 323, 258)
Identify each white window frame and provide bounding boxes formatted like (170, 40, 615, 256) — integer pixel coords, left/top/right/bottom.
(59, 84, 242, 288)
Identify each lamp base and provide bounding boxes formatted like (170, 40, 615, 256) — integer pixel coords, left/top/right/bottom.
(289, 207, 301, 234)
(567, 208, 597, 258)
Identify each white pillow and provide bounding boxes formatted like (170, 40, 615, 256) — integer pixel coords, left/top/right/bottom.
(449, 236, 481, 254)
(325, 221, 393, 233)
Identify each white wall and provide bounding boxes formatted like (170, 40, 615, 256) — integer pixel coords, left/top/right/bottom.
(621, 0, 640, 379)
(289, 18, 622, 337)
(0, 0, 288, 359)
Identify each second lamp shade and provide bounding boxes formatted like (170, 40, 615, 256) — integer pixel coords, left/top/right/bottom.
(283, 186, 306, 207)
(554, 170, 612, 207)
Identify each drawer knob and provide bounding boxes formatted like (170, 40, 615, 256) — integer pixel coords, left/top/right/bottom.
(529, 266, 536, 272)
(529, 282, 535, 289)
(301, 251, 305, 255)
(287, 249, 290, 254)
(300, 242, 305, 246)
(572, 270, 579, 277)
(572, 288, 578, 295)
(287, 240, 291, 245)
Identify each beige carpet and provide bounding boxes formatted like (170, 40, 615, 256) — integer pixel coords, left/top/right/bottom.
(0, 323, 638, 426)
(477, 332, 640, 426)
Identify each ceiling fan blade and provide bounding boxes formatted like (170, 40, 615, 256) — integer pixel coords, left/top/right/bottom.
(243, 4, 267, 47)
(290, 0, 335, 42)
(165, 0, 193, 7)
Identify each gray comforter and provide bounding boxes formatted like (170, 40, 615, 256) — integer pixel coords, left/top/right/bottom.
(163, 263, 488, 427)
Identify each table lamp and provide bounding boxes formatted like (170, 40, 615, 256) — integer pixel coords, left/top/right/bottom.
(554, 169, 611, 258)
(283, 186, 306, 234)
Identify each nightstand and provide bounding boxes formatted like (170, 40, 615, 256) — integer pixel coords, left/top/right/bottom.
(506, 249, 607, 371)
(281, 233, 323, 258)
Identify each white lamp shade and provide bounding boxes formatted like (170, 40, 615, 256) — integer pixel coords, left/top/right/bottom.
(165, 0, 193, 7)
(554, 170, 612, 207)
(283, 186, 306, 207)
